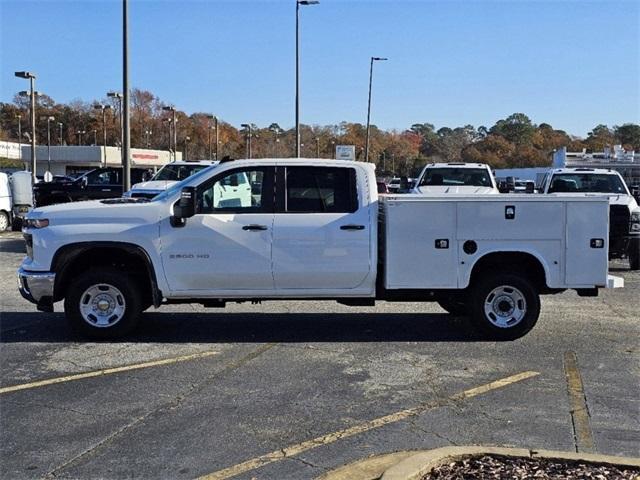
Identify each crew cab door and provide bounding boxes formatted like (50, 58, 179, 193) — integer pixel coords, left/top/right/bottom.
(160, 167, 275, 293)
(271, 166, 371, 290)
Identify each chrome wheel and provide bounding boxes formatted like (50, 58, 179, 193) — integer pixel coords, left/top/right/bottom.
(78, 283, 126, 328)
(483, 285, 527, 328)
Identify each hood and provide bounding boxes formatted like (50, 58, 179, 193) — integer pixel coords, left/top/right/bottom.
(130, 180, 177, 191)
(549, 192, 637, 208)
(28, 198, 158, 224)
(413, 185, 499, 195)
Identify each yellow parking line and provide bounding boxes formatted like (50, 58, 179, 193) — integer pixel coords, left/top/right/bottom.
(199, 370, 540, 480)
(563, 351, 596, 453)
(0, 350, 219, 394)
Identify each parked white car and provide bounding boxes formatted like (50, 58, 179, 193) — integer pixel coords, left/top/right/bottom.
(0, 172, 11, 231)
(412, 162, 499, 194)
(124, 160, 218, 199)
(19, 159, 622, 340)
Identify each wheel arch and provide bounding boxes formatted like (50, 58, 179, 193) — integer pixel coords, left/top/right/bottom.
(52, 241, 162, 306)
(465, 250, 550, 292)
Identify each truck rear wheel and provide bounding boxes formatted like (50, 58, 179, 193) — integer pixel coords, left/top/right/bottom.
(470, 273, 540, 340)
(64, 268, 142, 339)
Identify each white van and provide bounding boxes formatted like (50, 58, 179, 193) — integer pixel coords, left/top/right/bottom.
(0, 172, 12, 231)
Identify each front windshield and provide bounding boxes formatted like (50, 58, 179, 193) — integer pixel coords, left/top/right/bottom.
(548, 174, 628, 194)
(151, 165, 218, 201)
(152, 164, 208, 181)
(420, 168, 492, 187)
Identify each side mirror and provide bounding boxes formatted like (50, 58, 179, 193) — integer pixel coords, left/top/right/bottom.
(81, 176, 88, 188)
(171, 186, 196, 227)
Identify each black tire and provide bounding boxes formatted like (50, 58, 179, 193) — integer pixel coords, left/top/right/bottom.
(0, 211, 9, 232)
(470, 273, 540, 340)
(64, 268, 142, 339)
(629, 240, 640, 271)
(436, 297, 469, 316)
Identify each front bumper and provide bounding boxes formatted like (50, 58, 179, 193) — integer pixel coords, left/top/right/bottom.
(17, 267, 55, 306)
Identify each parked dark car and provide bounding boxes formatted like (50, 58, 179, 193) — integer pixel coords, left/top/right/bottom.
(33, 167, 149, 207)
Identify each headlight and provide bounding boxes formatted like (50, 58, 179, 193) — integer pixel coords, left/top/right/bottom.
(24, 218, 49, 229)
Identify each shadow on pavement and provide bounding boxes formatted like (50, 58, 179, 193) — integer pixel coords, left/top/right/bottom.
(0, 311, 486, 343)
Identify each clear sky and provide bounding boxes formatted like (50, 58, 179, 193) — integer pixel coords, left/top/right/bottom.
(1, 0, 638, 137)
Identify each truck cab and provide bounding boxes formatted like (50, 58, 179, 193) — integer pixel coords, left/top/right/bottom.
(412, 162, 499, 194)
(540, 167, 640, 270)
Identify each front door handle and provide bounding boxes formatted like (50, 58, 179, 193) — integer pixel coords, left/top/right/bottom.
(340, 224, 365, 231)
(242, 224, 268, 231)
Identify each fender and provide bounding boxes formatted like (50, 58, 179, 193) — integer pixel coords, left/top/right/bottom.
(51, 241, 162, 306)
(460, 248, 553, 289)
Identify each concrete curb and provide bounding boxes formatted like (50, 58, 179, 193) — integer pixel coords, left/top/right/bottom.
(380, 446, 640, 480)
(315, 452, 417, 480)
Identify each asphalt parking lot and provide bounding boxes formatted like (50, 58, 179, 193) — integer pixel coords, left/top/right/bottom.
(1, 230, 638, 480)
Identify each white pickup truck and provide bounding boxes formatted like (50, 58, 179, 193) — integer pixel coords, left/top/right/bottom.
(18, 159, 622, 340)
(412, 162, 499, 195)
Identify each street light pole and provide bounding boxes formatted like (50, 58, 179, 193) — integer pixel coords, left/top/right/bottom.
(44, 116, 54, 177)
(122, 0, 131, 191)
(94, 104, 111, 167)
(214, 116, 219, 160)
(16, 114, 22, 165)
(365, 56, 387, 163)
(206, 114, 214, 160)
(241, 124, 252, 159)
(184, 136, 190, 161)
(58, 122, 63, 146)
(15, 71, 37, 182)
(163, 106, 177, 161)
(164, 118, 173, 161)
(315, 136, 320, 158)
(295, 0, 319, 158)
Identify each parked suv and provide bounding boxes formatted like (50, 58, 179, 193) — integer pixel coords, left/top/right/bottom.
(33, 167, 149, 207)
(125, 161, 218, 199)
(539, 167, 640, 270)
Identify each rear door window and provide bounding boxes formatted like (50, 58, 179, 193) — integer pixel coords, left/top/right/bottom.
(285, 167, 358, 213)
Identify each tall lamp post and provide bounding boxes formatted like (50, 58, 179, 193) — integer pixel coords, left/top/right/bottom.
(365, 56, 387, 163)
(76, 130, 86, 145)
(58, 122, 63, 145)
(163, 106, 177, 161)
(15, 71, 38, 181)
(144, 129, 152, 148)
(107, 92, 123, 146)
(42, 116, 55, 178)
(184, 136, 191, 161)
(315, 136, 320, 158)
(94, 104, 111, 167)
(16, 114, 22, 165)
(163, 118, 173, 161)
(206, 114, 214, 160)
(295, 0, 319, 158)
(241, 123, 252, 159)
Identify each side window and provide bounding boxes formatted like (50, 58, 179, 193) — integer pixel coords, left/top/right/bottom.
(285, 167, 358, 213)
(198, 168, 269, 213)
(87, 170, 114, 185)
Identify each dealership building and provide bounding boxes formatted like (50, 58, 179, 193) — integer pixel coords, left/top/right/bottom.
(1, 141, 180, 177)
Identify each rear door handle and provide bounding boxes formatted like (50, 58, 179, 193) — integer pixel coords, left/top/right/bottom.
(242, 224, 268, 231)
(340, 224, 365, 231)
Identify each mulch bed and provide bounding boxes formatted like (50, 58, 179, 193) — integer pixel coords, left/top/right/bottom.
(421, 454, 640, 479)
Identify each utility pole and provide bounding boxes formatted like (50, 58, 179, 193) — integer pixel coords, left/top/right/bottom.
(214, 116, 219, 160)
(241, 124, 252, 159)
(122, 0, 131, 191)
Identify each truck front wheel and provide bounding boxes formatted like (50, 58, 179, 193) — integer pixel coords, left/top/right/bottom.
(0, 211, 9, 232)
(470, 273, 540, 340)
(64, 268, 142, 339)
